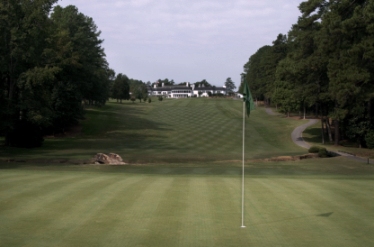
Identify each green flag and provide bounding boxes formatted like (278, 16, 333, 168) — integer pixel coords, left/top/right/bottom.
(242, 82, 255, 117)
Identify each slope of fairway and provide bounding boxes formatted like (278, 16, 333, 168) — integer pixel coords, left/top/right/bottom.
(1, 160, 374, 247)
(1, 98, 306, 163)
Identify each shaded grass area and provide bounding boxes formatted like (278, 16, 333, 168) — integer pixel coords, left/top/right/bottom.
(303, 122, 374, 158)
(1, 160, 374, 247)
(0, 98, 306, 164)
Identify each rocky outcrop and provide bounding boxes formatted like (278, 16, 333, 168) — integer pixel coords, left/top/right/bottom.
(94, 153, 126, 165)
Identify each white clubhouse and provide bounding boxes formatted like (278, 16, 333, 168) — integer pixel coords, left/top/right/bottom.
(148, 83, 228, 98)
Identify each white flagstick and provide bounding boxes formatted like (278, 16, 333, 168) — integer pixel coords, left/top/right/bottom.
(241, 101, 246, 228)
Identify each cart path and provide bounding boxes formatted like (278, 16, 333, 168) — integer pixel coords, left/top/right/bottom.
(291, 119, 319, 149)
(264, 107, 278, 115)
(264, 107, 317, 149)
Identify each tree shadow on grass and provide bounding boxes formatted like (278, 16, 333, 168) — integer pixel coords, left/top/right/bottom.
(0, 105, 177, 160)
(302, 126, 322, 143)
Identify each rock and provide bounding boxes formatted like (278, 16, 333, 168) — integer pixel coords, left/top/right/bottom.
(95, 153, 110, 164)
(108, 153, 123, 163)
(94, 153, 126, 165)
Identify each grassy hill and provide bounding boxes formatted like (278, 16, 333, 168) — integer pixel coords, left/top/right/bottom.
(1, 98, 306, 164)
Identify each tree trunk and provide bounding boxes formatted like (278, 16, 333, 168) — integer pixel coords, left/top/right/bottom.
(369, 99, 373, 125)
(326, 118, 333, 142)
(334, 119, 340, 146)
(321, 117, 325, 144)
(303, 105, 306, 119)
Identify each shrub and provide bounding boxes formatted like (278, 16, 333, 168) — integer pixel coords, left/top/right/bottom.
(308, 146, 320, 153)
(148, 98, 151, 103)
(318, 147, 328, 158)
(158, 96, 163, 101)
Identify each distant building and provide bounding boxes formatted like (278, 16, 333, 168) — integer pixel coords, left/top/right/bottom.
(147, 82, 227, 98)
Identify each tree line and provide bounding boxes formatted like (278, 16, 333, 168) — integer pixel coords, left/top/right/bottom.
(240, 0, 374, 148)
(0, 1, 142, 147)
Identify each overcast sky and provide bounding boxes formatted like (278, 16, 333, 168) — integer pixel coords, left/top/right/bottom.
(57, 0, 304, 87)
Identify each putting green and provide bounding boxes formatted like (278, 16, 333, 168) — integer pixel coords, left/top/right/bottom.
(1, 159, 374, 247)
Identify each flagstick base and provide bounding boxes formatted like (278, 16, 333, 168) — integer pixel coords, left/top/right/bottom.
(241, 225, 246, 228)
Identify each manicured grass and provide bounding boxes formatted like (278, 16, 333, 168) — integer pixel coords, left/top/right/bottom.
(1, 160, 374, 247)
(1, 99, 374, 246)
(1, 98, 306, 163)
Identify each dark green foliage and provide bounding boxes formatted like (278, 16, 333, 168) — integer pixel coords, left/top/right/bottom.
(155, 78, 174, 86)
(0, 2, 112, 147)
(143, 95, 148, 102)
(112, 74, 130, 102)
(365, 131, 374, 149)
(158, 96, 163, 101)
(7, 120, 44, 148)
(224, 77, 236, 93)
(318, 147, 328, 158)
(241, 0, 374, 148)
(308, 146, 321, 153)
(308, 146, 328, 157)
(148, 98, 152, 103)
(194, 79, 211, 88)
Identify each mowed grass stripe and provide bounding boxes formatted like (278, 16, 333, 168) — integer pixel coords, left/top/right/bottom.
(206, 176, 247, 246)
(0, 173, 155, 247)
(139, 177, 189, 246)
(100, 177, 174, 246)
(252, 179, 330, 245)
(47, 175, 159, 247)
(306, 179, 374, 231)
(0, 174, 112, 229)
(0, 172, 59, 194)
(0, 173, 85, 209)
(178, 177, 215, 247)
(285, 178, 374, 244)
(252, 178, 374, 246)
(0, 167, 374, 246)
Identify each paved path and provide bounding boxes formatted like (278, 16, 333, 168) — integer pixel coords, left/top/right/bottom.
(291, 119, 319, 149)
(265, 107, 317, 149)
(264, 107, 277, 116)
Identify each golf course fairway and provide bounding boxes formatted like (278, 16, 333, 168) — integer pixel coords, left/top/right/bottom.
(1, 98, 373, 246)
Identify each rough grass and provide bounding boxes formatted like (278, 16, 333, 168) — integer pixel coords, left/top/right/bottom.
(0, 98, 306, 163)
(1, 159, 374, 247)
